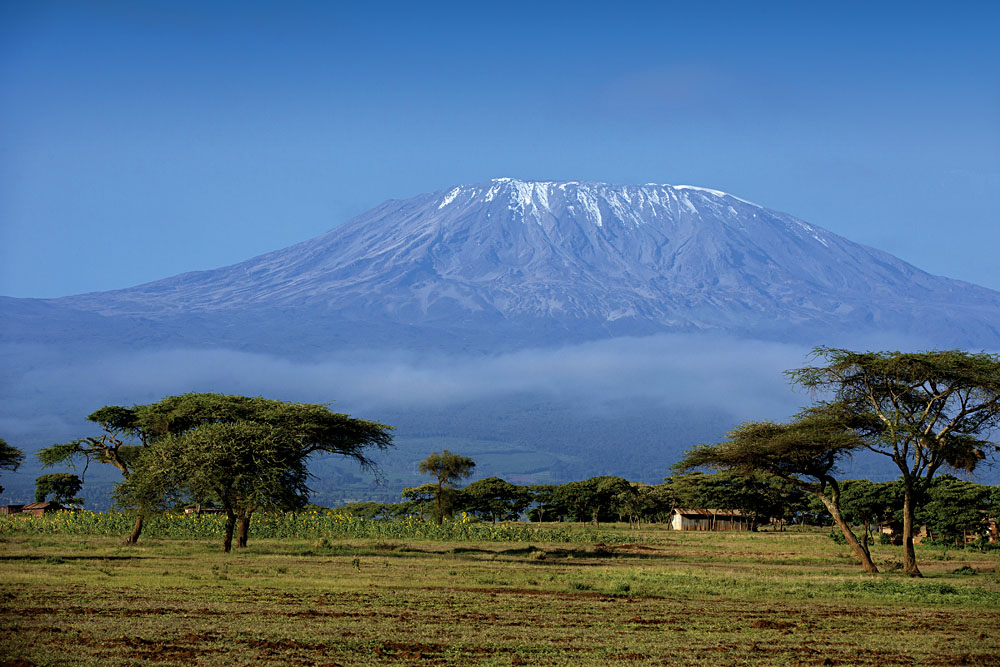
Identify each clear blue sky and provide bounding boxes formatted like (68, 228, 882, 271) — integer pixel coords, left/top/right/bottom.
(2, 0, 998, 297)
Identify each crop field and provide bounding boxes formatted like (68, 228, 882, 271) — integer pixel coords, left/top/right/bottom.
(1, 516, 999, 666)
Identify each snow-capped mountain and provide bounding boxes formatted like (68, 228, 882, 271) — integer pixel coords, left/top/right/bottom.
(5, 178, 1000, 351)
(5, 178, 1000, 502)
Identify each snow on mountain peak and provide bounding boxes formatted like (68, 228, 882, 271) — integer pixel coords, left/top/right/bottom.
(437, 179, 764, 220)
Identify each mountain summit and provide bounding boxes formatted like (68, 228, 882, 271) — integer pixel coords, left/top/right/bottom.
(6, 178, 1000, 352)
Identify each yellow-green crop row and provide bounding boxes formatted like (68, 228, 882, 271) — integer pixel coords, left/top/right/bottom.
(0, 510, 637, 544)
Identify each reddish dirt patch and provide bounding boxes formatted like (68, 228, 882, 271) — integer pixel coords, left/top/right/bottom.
(608, 544, 663, 553)
(374, 641, 445, 661)
(751, 619, 796, 630)
(628, 615, 670, 626)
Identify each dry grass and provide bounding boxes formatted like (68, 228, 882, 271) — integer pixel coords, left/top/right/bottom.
(1, 527, 998, 665)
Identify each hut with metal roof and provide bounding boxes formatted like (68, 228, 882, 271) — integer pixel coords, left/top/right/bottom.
(670, 508, 750, 531)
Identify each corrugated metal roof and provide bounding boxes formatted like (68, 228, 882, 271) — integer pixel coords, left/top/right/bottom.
(673, 508, 745, 517)
(22, 501, 62, 510)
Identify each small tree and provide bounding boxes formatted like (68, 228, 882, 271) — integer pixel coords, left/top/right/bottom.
(552, 476, 632, 525)
(418, 450, 475, 525)
(120, 422, 310, 552)
(34, 473, 84, 506)
(676, 407, 879, 573)
(112, 393, 393, 551)
(460, 477, 532, 522)
(0, 437, 24, 495)
(526, 484, 561, 522)
(38, 406, 149, 543)
(400, 483, 438, 520)
(617, 483, 677, 528)
(839, 480, 903, 545)
(917, 476, 994, 546)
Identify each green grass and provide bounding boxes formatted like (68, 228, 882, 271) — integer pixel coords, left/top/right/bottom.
(0, 509, 636, 543)
(1, 524, 999, 665)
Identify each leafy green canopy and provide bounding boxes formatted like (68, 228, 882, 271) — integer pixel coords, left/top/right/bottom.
(0, 437, 24, 472)
(917, 475, 998, 544)
(118, 422, 311, 514)
(418, 450, 476, 488)
(551, 476, 632, 523)
(111, 395, 393, 550)
(677, 406, 869, 488)
(0, 437, 25, 495)
(787, 348, 1000, 477)
(41, 393, 394, 478)
(460, 476, 533, 522)
(138, 394, 394, 467)
(417, 450, 476, 525)
(34, 473, 84, 505)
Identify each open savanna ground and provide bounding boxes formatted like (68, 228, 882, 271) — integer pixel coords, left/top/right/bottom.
(1, 523, 998, 666)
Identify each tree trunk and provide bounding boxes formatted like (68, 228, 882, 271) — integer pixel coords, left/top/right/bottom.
(818, 494, 879, 574)
(435, 481, 443, 526)
(223, 511, 236, 553)
(123, 514, 144, 545)
(237, 512, 252, 549)
(858, 519, 872, 562)
(901, 485, 922, 577)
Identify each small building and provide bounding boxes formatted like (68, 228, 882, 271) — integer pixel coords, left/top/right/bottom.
(0, 504, 24, 516)
(20, 501, 63, 517)
(879, 520, 903, 545)
(670, 508, 750, 531)
(879, 520, 931, 544)
(183, 507, 227, 515)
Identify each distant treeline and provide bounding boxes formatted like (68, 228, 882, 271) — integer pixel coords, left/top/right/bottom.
(336, 471, 999, 547)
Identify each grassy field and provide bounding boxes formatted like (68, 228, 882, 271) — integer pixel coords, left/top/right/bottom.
(1, 522, 999, 666)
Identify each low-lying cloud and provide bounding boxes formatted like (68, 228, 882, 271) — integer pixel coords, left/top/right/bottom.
(1, 334, 819, 443)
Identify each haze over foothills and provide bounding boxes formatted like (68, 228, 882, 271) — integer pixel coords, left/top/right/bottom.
(2, 2, 999, 503)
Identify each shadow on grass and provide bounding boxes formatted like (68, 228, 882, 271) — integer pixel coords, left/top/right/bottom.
(0, 555, 144, 562)
(447, 544, 675, 563)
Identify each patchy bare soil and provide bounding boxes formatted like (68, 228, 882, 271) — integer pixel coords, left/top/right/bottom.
(2, 532, 999, 665)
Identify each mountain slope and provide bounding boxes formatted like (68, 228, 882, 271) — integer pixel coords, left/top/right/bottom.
(5, 178, 1000, 351)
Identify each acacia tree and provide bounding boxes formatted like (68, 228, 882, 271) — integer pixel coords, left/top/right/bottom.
(34, 473, 84, 506)
(47, 394, 393, 548)
(526, 484, 561, 522)
(143, 394, 393, 544)
(839, 480, 902, 546)
(400, 483, 438, 520)
(788, 348, 1000, 576)
(38, 406, 148, 542)
(617, 483, 677, 528)
(676, 407, 880, 573)
(917, 476, 995, 545)
(0, 437, 24, 495)
(460, 477, 532, 523)
(552, 476, 632, 525)
(418, 450, 475, 525)
(120, 422, 307, 552)
(117, 395, 393, 552)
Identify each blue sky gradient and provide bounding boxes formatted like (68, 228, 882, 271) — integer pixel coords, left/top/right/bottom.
(2, 1, 998, 296)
